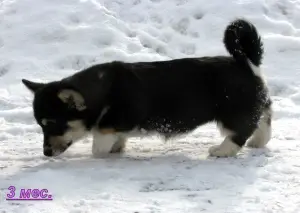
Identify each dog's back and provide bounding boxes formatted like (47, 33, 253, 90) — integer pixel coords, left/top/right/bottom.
(111, 57, 268, 137)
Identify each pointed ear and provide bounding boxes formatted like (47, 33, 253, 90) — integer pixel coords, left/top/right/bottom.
(22, 79, 45, 93)
(57, 89, 87, 111)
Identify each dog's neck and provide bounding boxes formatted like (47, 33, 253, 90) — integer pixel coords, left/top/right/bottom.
(61, 64, 117, 129)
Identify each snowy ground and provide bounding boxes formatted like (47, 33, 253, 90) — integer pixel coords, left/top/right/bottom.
(0, 0, 300, 212)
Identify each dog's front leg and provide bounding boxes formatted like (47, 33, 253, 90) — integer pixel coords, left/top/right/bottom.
(92, 128, 118, 158)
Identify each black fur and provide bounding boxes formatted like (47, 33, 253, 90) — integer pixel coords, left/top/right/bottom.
(22, 19, 272, 157)
(223, 19, 264, 67)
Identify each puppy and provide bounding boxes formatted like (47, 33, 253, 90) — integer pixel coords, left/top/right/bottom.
(22, 19, 272, 158)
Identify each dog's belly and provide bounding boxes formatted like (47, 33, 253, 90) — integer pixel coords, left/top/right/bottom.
(139, 112, 213, 136)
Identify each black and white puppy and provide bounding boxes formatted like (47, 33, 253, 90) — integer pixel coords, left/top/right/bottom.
(22, 19, 272, 158)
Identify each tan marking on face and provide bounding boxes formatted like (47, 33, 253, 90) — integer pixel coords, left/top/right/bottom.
(49, 135, 68, 150)
(47, 120, 87, 154)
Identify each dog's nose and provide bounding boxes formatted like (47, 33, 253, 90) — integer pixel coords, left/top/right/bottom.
(43, 148, 53, 157)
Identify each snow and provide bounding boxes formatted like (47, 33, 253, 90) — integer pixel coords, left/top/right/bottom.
(0, 0, 300, 212)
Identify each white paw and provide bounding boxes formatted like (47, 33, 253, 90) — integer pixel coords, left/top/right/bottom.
(208, 138, 240, 157)
(247, 138, 268, 148)
(92, 148, 110, 158)
(92, 131, 118, 158)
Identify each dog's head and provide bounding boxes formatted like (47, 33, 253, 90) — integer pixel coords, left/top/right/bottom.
(22, 79, 89, 157)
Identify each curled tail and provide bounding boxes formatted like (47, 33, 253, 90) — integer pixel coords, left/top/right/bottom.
(223, 19, 264, 75)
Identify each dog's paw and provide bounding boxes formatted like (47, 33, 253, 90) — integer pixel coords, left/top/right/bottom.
(208, 139, 240, 157)
(92, 131, 119, 158)
(110, 139, 126, 153)
(92, 150, 110, 158)
(92, 142, 111, 158)
(247, 139, 267, 148)
(246, 131, 270, 148)
(208, 145, 237, 157)
(92, 141, 114, 158)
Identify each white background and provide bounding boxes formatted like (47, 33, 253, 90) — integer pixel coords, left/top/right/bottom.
(0, 0, 300, 212)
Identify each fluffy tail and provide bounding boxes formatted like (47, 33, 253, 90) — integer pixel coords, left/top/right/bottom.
(223, 19, 264, 73)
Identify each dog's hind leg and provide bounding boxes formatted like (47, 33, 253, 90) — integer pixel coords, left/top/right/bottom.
(247, 106, 272, 148)
(209, 116, 258, 157)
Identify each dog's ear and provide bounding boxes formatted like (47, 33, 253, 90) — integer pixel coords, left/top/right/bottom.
(22, 79, 45, 93)
(57, 89, 87, 111)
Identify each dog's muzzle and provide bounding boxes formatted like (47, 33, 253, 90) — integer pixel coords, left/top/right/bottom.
(43, 141, 73, 157)
(43, 147, 53, 157)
